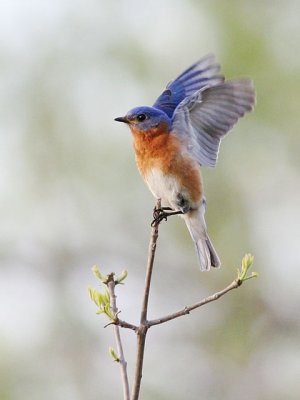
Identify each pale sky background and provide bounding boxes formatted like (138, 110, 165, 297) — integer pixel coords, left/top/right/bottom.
(1, 1, 300, 399)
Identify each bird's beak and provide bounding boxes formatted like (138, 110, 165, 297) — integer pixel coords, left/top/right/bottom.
(114, 116, 129, 123)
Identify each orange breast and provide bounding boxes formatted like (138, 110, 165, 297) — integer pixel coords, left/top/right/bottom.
(130, 125, 203, 203)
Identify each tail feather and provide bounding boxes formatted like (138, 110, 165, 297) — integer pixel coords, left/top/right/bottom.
(194, 236, 221, 271)
(206, 235, 221, 268)
(183, 201, 220, 271)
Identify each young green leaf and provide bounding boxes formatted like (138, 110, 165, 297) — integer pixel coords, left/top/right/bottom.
(115, 270, 128, 285)
(108, 346, 119, 362)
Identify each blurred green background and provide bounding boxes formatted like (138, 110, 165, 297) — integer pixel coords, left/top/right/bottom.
(1, 1, 300, 399)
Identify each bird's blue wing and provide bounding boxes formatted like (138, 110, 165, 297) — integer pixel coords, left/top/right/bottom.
(153, 54, 223, 118)
(172, 79, 255, 167)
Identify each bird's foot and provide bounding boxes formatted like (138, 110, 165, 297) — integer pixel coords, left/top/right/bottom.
(151, 207, 183, 227)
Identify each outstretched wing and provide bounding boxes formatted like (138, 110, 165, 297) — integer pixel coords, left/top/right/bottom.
(153, 54, 224, 119)
(172, 79, 255, 167)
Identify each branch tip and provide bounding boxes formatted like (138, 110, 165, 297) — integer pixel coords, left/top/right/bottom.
(237, 253, 258, 283)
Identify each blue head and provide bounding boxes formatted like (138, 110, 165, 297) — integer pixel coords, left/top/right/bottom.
(115, 106, 171, 132)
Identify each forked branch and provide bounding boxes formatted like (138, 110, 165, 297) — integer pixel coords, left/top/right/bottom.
(89, 200, 257, 400)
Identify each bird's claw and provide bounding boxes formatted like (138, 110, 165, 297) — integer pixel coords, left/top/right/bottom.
(151, 207, 183, 227)
(151, 208, 168, 226)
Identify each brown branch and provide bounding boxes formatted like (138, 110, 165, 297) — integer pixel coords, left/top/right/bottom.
(131, 199, 161, 400)
(95, 202, 256, 400)
(148, 278, 242, 327)
(139, 199, 161, 325)
(116, 319, 138, 332)
(107, 275, 130, 400)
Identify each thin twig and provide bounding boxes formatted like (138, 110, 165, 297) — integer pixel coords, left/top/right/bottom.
(140, 199, 161, 324)
(148, 278, 242, 327)
(131, 199, 161, 400)
(107, 275, 130, 400)
(116, 319, 138, 332)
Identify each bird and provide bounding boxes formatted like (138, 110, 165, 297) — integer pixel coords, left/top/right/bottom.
(115, 54, 255, 271)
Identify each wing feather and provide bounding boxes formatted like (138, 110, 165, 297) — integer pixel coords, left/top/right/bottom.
(172, 79, 255, 167)
(153, 54, 224, 118)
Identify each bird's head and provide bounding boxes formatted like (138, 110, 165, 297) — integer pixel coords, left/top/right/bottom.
(115, 106, 171, 133)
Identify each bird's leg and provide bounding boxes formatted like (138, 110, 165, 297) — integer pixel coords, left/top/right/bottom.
(154, 206, 173, 213)
(151, 206, 183, 226)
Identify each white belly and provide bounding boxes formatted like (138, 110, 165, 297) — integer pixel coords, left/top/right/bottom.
(144, 168, 181, 208)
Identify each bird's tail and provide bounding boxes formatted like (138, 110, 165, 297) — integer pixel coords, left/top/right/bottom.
(183, 200, 220, 271)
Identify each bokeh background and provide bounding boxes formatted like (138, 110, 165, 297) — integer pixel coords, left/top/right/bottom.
(1, 1, 300, 399)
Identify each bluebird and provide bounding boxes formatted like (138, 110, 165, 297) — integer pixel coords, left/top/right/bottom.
(115, 54, 255, 271)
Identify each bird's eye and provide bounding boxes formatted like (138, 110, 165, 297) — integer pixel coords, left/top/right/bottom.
(137, 113, 147, 122)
